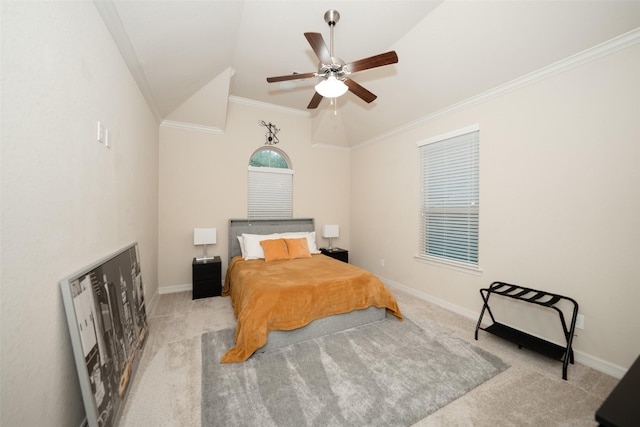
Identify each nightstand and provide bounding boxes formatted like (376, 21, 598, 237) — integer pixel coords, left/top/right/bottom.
(192, 256, 221, 299)
(320, 247, 349, 263)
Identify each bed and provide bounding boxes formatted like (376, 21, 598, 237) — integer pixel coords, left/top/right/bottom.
(221, 218, 402, 363)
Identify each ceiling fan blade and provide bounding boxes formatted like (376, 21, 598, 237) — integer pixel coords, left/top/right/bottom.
(307, 92, 323, 109)
(345, 51, 398, 73)
(266, 72, 316, 83)
(344, 79, 377, 103)
(304, 32, 332, 65)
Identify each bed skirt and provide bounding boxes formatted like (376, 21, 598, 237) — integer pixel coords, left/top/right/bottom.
(256, 306, 387, 353)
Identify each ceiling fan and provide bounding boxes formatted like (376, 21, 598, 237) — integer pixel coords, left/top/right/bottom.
(266, 9, 399, 109)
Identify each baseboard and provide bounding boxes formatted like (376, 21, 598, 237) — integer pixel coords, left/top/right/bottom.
(380, 276, 627, 379)
(572, 350, 627, 379)
(146, 289, 160, 316)
(158, 283, 192, 294)
(381, 276, 479, 320)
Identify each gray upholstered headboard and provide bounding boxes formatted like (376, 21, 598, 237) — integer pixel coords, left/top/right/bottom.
(228, 218, 315, 262)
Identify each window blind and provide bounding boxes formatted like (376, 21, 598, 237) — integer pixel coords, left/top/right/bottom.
(248, 166, 293, 220)
(418, 127, 479, 265)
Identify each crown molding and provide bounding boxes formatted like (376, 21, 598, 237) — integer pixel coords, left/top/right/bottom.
(229, 96, 310, 117)
(354, 26, 640, 151)
(160, 120, 223, 135)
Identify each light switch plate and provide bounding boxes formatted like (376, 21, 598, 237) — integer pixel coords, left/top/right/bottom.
(97, 121, 105, 144)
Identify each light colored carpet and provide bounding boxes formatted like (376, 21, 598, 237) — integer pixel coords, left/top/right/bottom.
(201, 316, 507, 426)
(119, 288, 618, 426)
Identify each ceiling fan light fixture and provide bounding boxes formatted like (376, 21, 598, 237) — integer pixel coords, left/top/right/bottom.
(315, 75, 348, 98)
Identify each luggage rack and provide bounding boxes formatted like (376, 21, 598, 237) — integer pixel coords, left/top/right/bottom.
(474, 281, 579, 380)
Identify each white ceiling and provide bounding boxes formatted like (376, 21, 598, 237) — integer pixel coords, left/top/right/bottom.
(97, 0, 640, 146)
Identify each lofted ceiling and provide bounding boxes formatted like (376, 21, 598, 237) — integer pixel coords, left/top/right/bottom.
(96, 0, 640, 147)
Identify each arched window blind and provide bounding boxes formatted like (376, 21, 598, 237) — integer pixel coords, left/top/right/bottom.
(417, 125, 479, 266)
(248, 147, 293, 220)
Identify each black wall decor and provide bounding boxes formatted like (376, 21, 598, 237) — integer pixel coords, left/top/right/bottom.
(259, 120, 280, 145)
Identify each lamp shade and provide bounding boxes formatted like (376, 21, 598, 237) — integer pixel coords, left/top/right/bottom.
(322, 225, 339, 239)
(315, 76, 348, 98)
(194, 228, 216, 245)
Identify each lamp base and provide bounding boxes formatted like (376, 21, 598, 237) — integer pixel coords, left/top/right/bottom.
(196, 244, 214, 263)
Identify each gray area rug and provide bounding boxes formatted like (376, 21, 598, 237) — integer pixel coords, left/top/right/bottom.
(201, 315, 508, 427)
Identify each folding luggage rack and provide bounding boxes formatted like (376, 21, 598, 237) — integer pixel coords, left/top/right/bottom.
(474, 281, 579, 380)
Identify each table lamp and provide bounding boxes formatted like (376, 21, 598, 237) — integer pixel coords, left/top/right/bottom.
(194, 228, 216, 262)
(322, 224, 339, 250)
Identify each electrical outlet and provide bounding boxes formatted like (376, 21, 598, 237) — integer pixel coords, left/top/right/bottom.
(379, 259, 385, 267)
(576, 314, 585, 330)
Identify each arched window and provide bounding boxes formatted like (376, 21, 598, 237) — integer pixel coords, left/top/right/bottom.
(249, 147, 292, 169)
(248, 147, 294, 220)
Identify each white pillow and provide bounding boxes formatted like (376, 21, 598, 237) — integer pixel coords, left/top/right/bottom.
(279, 231, 321, 254)
(308, 232, 320, 254)
(237, 236, 246, 258)
(241, 233, 279, 260)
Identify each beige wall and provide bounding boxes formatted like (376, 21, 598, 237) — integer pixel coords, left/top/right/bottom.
(351, 43, 640, 372)
(1, 2, 159, 426)
(158, 99, 351, 290)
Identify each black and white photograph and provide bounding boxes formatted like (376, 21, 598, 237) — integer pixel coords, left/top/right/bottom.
(61, 243, 147, 427)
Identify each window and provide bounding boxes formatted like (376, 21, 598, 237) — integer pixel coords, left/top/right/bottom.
(249, 147, 290, 168)
(417, 125, 479, 267)
(248, 147, 293, 220)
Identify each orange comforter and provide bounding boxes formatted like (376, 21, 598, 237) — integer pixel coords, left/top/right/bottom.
(221, 254, 402, 363)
